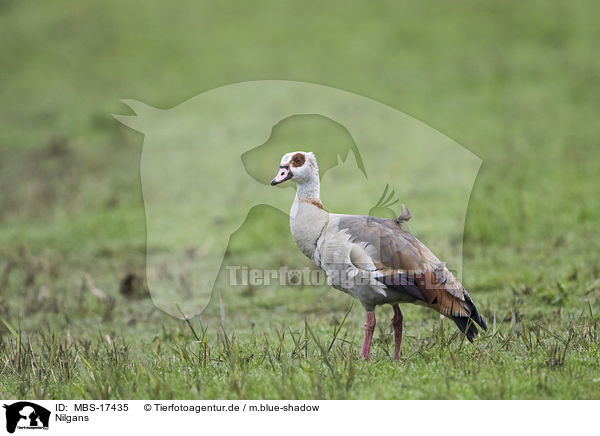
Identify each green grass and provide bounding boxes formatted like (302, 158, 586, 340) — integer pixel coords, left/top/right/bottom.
(1, 0, 600, 399)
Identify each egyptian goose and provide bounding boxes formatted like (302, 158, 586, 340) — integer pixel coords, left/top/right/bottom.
(271, 151, 487, 360)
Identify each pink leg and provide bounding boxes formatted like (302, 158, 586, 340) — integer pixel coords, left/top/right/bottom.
(360, 311, 376, 360)
(392, 304, 403, 360)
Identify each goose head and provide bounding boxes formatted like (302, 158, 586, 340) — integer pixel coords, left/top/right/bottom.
(270, 151, 319, 186)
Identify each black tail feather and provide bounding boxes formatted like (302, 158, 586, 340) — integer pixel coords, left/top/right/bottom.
(472, 309, 488, 331)
(453, 295, 487, 342)
(466, 295, 488, 332)
(452, 316, 479, 342)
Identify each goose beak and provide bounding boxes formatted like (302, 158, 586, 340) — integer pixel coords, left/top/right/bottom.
(271, 165, 292, 185)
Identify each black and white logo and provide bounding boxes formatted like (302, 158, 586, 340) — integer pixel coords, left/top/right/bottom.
(3, 402, 50, 434)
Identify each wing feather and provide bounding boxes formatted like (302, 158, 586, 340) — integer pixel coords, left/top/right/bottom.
(335, 213, 480, 316)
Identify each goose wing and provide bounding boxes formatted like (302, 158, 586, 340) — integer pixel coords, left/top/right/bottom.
(334, 213, 487, 339)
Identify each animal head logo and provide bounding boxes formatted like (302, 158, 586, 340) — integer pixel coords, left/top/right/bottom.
(114, 80, 481, 320)
(3, 402, 50, 434)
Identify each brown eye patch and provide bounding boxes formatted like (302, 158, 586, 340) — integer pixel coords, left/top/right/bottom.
(290, 153, 305, 167)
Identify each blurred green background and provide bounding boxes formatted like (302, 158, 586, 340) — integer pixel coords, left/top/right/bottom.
(0, 0, 599, 399)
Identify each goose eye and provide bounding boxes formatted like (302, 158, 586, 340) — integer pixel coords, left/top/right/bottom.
(290, 153, 306, 167)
